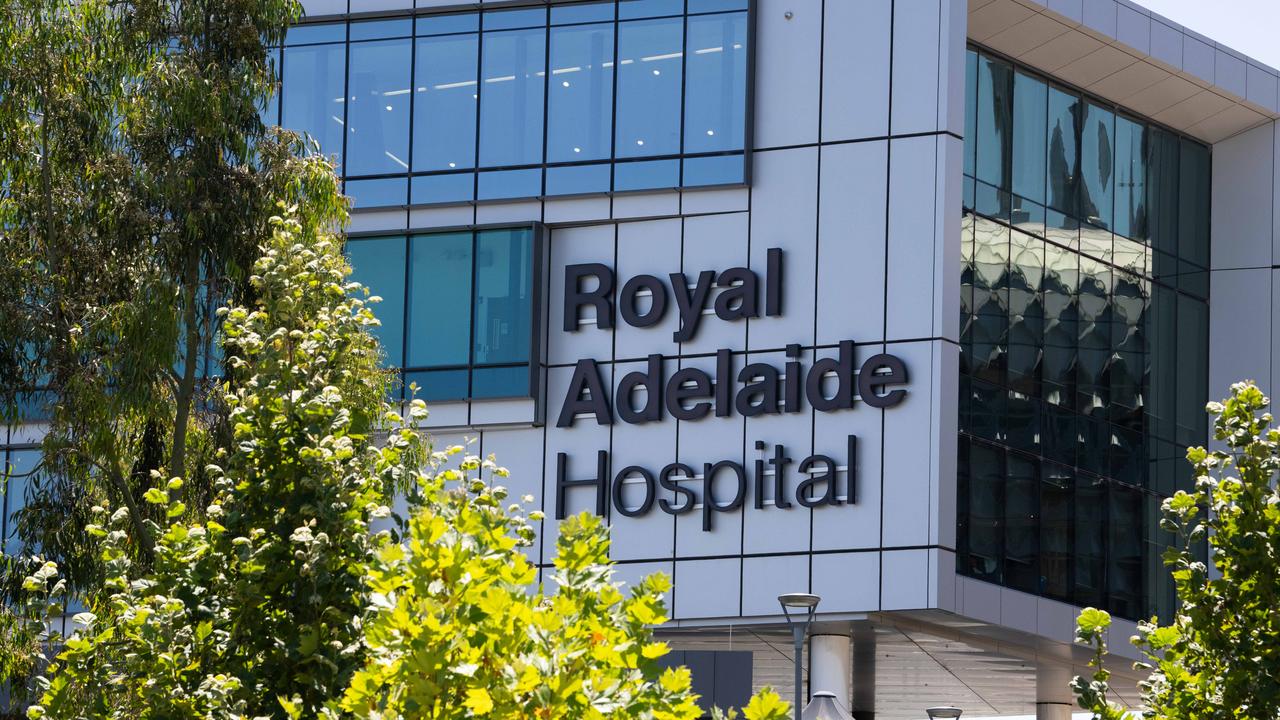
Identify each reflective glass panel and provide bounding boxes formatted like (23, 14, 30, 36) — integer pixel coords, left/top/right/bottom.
(407, 232, 473, 368)
(975, 54, 1012, 193)
(547, 21, 615, 163)
(413, 33, 479, 172)
(474, 229, 534, 366)
(1079, 102, 1114, 230)
(282, 42, 346, 168)
(479, 27, 547, 167)
(616, 17, 683, 158)
(1113, 115, 1147, 241)
(346, 236, 407, 366)
(1045, 87, 1078, 218)
(683, 11, 748, 154)
(4, 449, 39, 556)
(1011, 72, 1046, 205)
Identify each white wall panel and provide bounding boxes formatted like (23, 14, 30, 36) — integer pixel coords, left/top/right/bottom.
(741, 555, 809, 616)
(609, 360, 678, 561)
(741, 350, 815, 555)
(880, 341, 939, 549)
(1211, 123, 1273, 270)
(752, 0, 821, 148)
(810, 552, 881, 613)
(749, 148, 819, 350)
(880, 548, 930, 610)
(886, 135, 941, 341)
(821, 1, 891, 142)
(673, 558, 741, 619)
(816, 141, 888, 346)
(680, 213, 750, 356)
(614, 219, 683, 361)
(548, 224, 616, 366)
(891, 0, 943, 136)
(1209, 268, 1271, 401)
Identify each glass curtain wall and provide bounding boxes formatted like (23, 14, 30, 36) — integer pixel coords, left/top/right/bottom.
(345, 226, 540, 403)
(958, 47, 1210, 621)
(272, 0, 750, 208)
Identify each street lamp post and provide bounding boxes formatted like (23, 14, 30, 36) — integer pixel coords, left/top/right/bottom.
(778, 592, 821, 720)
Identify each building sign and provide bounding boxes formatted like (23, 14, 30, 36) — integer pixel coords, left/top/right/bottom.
(554, 250, 909, 530)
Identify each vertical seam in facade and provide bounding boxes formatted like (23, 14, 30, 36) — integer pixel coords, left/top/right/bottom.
(880, 0, 895, 611)
(808, 0, 827, 594)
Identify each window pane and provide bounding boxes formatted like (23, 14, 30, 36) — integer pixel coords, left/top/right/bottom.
(975, 54, 1012, 193)
(282, 42, 346, 169)
(411, 173, 475, 204)
(1175, 295, 1208, 445)
(1079, 102, 1113, 230)
(1040, 463, 1073, 600)
(1005, 454, 1039, 594)
(479, 27, 547, 167)
(4, 449, 39, 556)
(413, 33, 479, 172)
(286, 22, 344, 45)
(405, 368, 470, 402)
(1108, 482, 1143, 618)
(965, 441, 1004, 583)
(346, 236, 407, 367)
(346, 39, 412, 176)
(1042, 239, 1077, 404)
(683, 154, 744, 185)
(547, 21, 615, 163)
(407, 232, 473, 368)
(417, 13, 479, 36)
(1074, 474, 1106, 607)
(614, 158, 679, 190)
(620, 0, 685, 20)
(683, 11, 747, 154)
(1146, 127, 1180, 256)
(1007, 230, 1043, 393)
(346, 177, 407, 208)
(1113, 116, 1147, 241)
(1178, 139, 1210, 267)
(552, 1, 614, 25)
(484, 7, 546, 31)
(1046, 87, 1078, 218)
(350, 19, 412, 41)
(546, 163, 611, 194)
(616, 17, 683, 158)
(1011, 71, 1046, 205)
(477, 168, 542, 200)
(474, 229, 534, 366)
(964, 50, 978, 179)
(472, 365, 532, 398)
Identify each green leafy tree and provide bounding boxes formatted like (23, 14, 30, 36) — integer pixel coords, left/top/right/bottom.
(1072, 381, 1280, 720)
(26, 198, 402, 718)
(340, 454, 791, 720)
(0, 0, 319, 600)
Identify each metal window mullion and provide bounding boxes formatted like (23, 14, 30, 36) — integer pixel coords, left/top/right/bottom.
(539, 6, 551, 197)
(473, 18, 485, 202)
(608, 2, 621, 192)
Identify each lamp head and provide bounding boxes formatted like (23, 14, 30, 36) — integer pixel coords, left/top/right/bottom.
(777, 592, 821, 610)
(925, 707, 963, 719)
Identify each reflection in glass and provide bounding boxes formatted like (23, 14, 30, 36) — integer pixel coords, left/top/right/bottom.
(616, 17, 683, 158)
(1011, 72, 1046, 205)
(479, 27, 546, 167)
(975, 54, 1012, 195)
(282, 42, 346, 168)
(414, 33, 479, 172)
(346, 236, 407, 367)
(547, 21, 615, 163)
(1114, 116, 1147, 241)
(959, 46, 1214, 622)
(684, 11, 748, 154)
(4, 449, 39, 556)
(1046, 87, 1078, 218)
(346, 39, 413, 176)
(1079, 102, 1114, 230)
(408, 232, 473, 368)
(474, 229, 534, 366)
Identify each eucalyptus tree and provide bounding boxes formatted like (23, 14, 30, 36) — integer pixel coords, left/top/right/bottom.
(0, 0, 335, 599)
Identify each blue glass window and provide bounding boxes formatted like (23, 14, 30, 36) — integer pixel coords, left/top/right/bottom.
(282, 41, 346, 168)
(684, 11, 748, 155)
(346, 236, 407, 367)
(547, 21, 615, 163)
(346, 38, 412, 176)
(615, 16, 683, 158)
(3, 449, 38, 556)
(345, 226, 541, 402)
(413, 33, 479, 172)
(408, 232, 473, 368)
(281, 4, 751, 207)
(479, 27, 547, 167)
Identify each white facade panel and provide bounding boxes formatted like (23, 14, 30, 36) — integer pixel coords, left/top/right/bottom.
(820, 1, 891, 143)
(752, 0, 820, 148)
